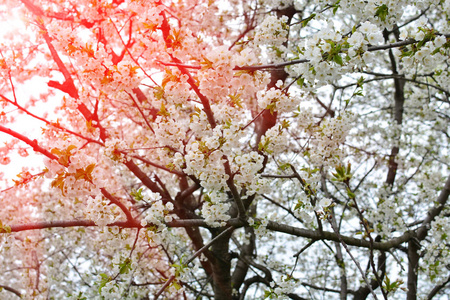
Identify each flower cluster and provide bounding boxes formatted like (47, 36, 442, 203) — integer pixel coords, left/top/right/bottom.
(254, 15, 289, 47)
(268, 275, 298, 299)
(307, 112, 355, 166)
(85, 195, 121, 226)
(337, 0, 405, 29)
(259, 124, 291, 156)
(292, 191, 316, 226)
(99, 280, 124, 299)
(103, 138, 127, 162)
(140, 193, 174, 229)
(256, 85, 300, 113)
(204, 45, 236, 69)
(183, 123, 248, 190)
(0, 0, 449, 298)
(235, 48, 260, 67)
(316, 197, 332, 211)
(248, 216, 270, 238)
(154, 116, 188, 150)
(201, 191, 231, 227)
(347, 22, 384, 58)
(184, 143, 229, 190)
(422, 216, 450, 283)
(231, 151, 269, 195)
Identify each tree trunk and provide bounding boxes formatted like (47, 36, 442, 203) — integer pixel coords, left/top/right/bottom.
(407, 239, 420, 300)
(210, 228, 233, 300)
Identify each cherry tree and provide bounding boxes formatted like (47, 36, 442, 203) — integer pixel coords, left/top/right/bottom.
(0, 0, 449, 299)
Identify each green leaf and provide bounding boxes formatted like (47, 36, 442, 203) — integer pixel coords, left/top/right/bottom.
(333, 54, 343, 65)
(171, 258, 187, 277)
(158, 102, 170, 117)
(200, 55, 214, 69)
(356, 76, 365, 88)
(332, 5, 339, 15)
(296, 76, 305, 87)
(0, 220, 11, 233)
(203, 194, 212, 203)
(331, 163, 352, 183)
(153, 86, 165, 99)
(131, 188, 144, 201)
(264, 289, 276, 299)
(332, 0, 341, 15)
(119, 257, 132, 274)
(98, 273, 111, 293)
(383, 275, 404, 293)
(228, 93, 243, 108)
(301, 14, 316, 27)
(279, 162, 291, 171)
(74, 163, 96, 183)
(346, 187, 355, 199)
(171, 280, 182, 290)
(51, 173, 67, 195)
(294, 200, 305, 210)
(280, 119, 290, 129)
(375, 4, 389, 22)
(258, 137, 273, 154)
(51, 145, 77, 167)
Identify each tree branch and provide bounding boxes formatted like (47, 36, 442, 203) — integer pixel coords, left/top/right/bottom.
(127, 154, 184, 176)
(123, 159, 165, 196)
(265, 220, 414, 251)
(427, 274, 450, 300)
(223, 159, 246, 218)
(7, 220, 130, 232)
(159, 35, 450, 73)
(416, 174, 450, 240)
(0, 125, 57, 161)
(100, 188, 136, 223)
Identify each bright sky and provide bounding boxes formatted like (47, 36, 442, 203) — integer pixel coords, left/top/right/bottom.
(0, 4, 56, 189)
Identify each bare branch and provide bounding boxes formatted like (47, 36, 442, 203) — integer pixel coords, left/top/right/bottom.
(427, 274, 450, 300)
(0, 284, 22, 298)
(123, 159, 165, 196)
(265, 220, 414, 251)
(0, 125, 57, 161)
(100, 188, 136, 223)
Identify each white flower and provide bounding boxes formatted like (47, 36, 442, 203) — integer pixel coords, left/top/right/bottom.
(254, 15, 288, 47)
(434, 35, 446, 48)
(415, 30, 425, 40)
(322, 42, 331, 52)
(347, 32, 365, 48)
(319, 198, 332, 208)
(359, 21, 377, 34)
(367, 32, 383, 45)
(417, 16, 428, 27)
(400, 30, 409, 40)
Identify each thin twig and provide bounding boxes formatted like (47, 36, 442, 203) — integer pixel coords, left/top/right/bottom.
(328, 215, 379, 300)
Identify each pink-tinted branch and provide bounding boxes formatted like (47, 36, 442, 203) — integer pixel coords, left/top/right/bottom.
(0, 284, 22, 298)
(0, 94, 104, 146)
(4, 219, 210, 234)
(0, 125, 57, 161)
(123, 159, 165, 195)
(100, 188, 136, 223)
(129, 154, 184, 176)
